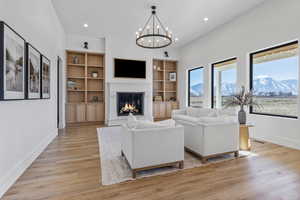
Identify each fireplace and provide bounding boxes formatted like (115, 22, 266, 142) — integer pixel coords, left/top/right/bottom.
(117, 92, 144, 116)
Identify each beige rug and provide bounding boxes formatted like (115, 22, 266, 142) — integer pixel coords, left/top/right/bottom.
(97, 127, 252, 185)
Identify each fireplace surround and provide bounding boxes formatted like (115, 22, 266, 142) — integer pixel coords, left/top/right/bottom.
(107, 82, 152, 126)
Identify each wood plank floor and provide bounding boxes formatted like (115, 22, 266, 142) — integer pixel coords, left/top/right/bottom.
(2, 125, 300, 200)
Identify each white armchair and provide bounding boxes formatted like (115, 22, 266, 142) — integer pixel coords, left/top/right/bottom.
(172, 107, 239, 163)
(121, 122, 184, 178)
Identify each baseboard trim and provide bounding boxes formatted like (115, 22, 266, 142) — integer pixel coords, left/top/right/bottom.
(0, 130, 58, 198)
(254, 135, 300, 150)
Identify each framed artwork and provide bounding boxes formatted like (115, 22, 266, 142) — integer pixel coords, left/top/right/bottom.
(0, 21, 26, 100)
(169, 72, 177, 81)
(41, 55, 50, 99)
(26, 43, 41, 99)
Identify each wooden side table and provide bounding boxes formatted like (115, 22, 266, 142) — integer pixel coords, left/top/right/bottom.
(239, 124, 254, 151)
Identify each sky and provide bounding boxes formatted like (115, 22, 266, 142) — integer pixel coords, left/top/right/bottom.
(253, 56, 298, 81)
(189, 56, 299, 87)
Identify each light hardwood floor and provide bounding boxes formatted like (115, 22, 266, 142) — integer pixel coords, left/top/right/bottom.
(2, 125, 300, 200)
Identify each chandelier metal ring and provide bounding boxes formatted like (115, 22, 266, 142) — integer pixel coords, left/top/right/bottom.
(135, 6, 176, 49)
(136, 34, 172, 49)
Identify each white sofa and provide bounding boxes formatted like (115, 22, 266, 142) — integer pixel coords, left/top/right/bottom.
(172, 107, 239, 163)
(121, 119, 184, 178)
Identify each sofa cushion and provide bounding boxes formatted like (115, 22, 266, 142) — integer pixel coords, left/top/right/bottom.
(156, 119, 176, 127)
(186, 107, 212, 117)
(207, 109, 218, 117)
(173, 114, 200, 123)
(198, 117, 228, 124)
(218, 108, 237, 117)
(134, 120, 172, 129)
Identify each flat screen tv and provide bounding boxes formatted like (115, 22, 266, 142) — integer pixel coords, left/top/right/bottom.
(114, 58, 146, 79)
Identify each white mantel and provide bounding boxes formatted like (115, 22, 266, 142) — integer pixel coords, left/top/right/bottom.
(107, 82, 153, 126)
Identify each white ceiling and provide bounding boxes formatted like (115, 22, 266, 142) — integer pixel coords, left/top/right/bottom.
(52, 0, 267, 47)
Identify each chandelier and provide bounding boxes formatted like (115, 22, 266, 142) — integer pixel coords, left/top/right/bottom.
(136, 6, 178, 49)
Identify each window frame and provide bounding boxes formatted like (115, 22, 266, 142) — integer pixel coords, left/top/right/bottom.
(211, 57, 237, 108)
(188, 66, 204, 107)
(249, 41, 299, 119)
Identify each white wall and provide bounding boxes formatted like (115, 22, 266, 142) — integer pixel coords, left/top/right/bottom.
(0, 0, 66, 197)
(179, 0, 300, 150)
(66, 34, 105, 53)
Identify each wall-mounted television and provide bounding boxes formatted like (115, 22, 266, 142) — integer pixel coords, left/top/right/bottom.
(114, 58, 146, 79)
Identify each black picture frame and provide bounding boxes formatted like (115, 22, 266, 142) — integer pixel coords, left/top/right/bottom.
(0, 21, 26, 101)
(26, 43, 42, 100)
(41, 55, 50, 99)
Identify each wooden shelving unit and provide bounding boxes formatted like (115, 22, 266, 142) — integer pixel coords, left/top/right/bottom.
(66, 50, 105, 125)
(153, 59, 179, 120)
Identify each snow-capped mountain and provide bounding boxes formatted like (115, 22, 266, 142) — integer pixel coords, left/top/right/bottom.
(253, 77, 298, 96)
(190, 77, 298, 97)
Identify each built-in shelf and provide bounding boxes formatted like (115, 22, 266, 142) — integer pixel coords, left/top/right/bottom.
(88, 65, 103, 68)
(68, 63, 85, 67)
(153, 59, 179, 120)
(66, 50, 105, 125)
(87, 77, 104, 80)
(68, 76, 85, 79)
(68, 90, 85, 92)
(87, 90, 104, 92)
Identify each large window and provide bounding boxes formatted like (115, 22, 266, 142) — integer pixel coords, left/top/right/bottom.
(188, 67, 204, 107)
(250, 41, 299, 118)
(212, 58, 237, 108)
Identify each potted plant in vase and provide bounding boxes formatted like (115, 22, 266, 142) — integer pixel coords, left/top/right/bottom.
(225, 86, 261, 124)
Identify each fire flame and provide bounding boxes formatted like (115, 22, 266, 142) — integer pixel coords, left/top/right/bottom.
(120, 103, 139, 113)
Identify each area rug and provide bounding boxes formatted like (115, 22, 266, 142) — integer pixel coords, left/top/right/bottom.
(97, 127, 253, 185)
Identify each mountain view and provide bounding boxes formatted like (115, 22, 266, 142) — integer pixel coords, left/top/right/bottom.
(190, 77, 298, 97)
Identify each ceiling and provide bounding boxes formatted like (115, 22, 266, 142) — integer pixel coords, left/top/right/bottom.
(52, 0, 268, 47)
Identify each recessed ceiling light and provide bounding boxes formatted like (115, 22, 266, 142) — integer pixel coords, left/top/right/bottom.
(83, 23, 89, 28)
(204, 17, 209, 22)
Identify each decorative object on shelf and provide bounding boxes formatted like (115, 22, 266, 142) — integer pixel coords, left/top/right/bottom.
(169, 97, 176, 101)
(225, 86, 261, 124)
(67, 80, 76, 90)
(72, 55, 79, 64)
(92, 71, 98, 78)
(41, 56, 50, 99)
(26, 43, 41, 99)
(92, 96, 99, 102)
(169, 72, 176, 81)
(84, 42, 88, 49)
(154, 96, 162, 101)
(164, 51, 169, 57)
(0, 21, 26, 100)
(136, 6, 178, 49)
(153, 65, 156, 70)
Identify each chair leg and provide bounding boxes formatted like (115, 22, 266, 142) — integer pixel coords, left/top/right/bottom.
(234, 151, 239, 158)
(121, 150, 124, 157)
(179, 161, 184, 169)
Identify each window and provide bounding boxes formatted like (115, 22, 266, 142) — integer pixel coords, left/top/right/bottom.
(212, 58, 237, 108)
(250, 41, 299, 118)
(188, 67, 204, 107)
